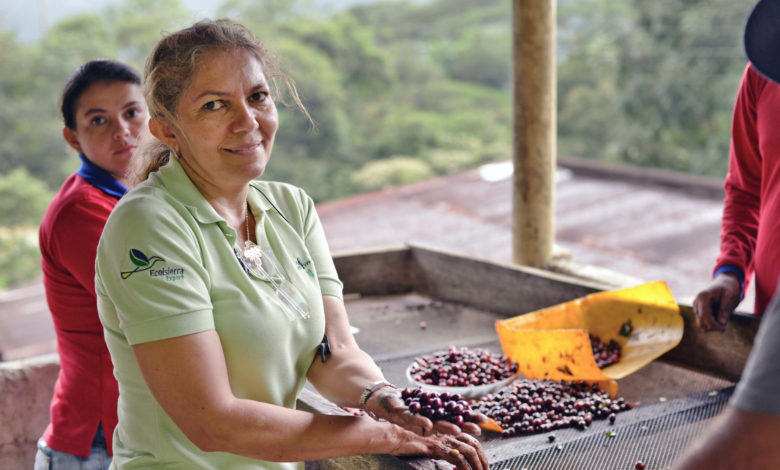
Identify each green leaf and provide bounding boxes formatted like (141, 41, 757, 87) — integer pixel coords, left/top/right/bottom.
(129, 249, 150, 267)
(619, 320, 633, 338)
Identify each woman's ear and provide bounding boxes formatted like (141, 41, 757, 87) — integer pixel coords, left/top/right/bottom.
(62, 127, 83, 154)
(149, 118, 179, 154)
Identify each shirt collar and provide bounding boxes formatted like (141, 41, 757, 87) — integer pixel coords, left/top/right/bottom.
(154, 155, 272, 225)
(75, 153, 127, 198)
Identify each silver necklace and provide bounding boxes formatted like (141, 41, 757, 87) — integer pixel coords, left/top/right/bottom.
(245, 202, 251, 243)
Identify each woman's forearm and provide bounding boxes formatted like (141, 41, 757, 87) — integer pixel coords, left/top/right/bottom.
(200, 399, 406, 461)
(307, 295, 390, 407)
(308, 344, 388, 408)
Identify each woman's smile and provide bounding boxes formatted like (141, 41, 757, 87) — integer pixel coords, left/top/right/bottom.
(223, 141, 263, 155)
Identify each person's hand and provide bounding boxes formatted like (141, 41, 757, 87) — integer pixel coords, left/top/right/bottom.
(365, 386, 487, 437)
(693, 273, 741, 332)
(392, 429, 490, 470)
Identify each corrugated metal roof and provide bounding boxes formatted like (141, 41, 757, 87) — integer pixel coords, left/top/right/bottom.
(318, 156, 747, 308)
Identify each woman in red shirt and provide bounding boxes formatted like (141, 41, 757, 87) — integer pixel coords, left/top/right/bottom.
(35, 59, 148, 469)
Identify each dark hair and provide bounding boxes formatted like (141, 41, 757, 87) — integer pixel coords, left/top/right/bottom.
(60, 59, 142, 130)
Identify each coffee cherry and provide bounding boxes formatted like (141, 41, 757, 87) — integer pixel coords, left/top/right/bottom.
(401, 387, 480, 426)
(589, 334, 622, 368)
(474, 379, 633, 438)
(409, 346, 518, 387)
(635, 461, 646, 469)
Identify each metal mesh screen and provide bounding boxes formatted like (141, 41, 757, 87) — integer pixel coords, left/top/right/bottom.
(490, 388, 732, 470)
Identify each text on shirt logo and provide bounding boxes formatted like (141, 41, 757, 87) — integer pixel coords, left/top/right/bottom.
(296, 257, 315, 278)
(121, 248, 185, 282)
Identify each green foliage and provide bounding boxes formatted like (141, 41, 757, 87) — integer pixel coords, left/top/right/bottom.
(218, 0, 316, 23)
(557, 0, 750, 177)
(0, 168, 53, 228)
(431, 29, 511, 89)
(0, 227, 41, 289)
(0, 0, 761, 287)
(425, 147, 482, 174)
(352, 156, 433, 191)
(0, 30, 73, 187)
(102, 0, 196, 68)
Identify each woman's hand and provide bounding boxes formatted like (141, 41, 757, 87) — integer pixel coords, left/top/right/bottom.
(365, 386, 487, 437)
(693, 273, 741, 332)
(391, 429, 490, 470)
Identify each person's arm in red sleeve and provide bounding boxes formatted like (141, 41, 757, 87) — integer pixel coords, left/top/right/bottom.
(694, 64, 766, 330)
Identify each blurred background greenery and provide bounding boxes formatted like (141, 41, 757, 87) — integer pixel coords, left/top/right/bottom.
(0, 0, 753, 288)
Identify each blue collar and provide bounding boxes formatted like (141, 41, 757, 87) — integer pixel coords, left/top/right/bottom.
(75, 154, 127, 198)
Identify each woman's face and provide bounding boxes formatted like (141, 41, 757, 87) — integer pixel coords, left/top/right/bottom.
(163, 47, 279, 191)
(63, 80, 148, 181)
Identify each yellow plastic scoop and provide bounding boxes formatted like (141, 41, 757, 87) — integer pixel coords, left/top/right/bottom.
(496, 281, 683, 385)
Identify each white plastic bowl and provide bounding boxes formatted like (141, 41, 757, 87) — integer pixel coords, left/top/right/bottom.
(405, 364, 518, 400)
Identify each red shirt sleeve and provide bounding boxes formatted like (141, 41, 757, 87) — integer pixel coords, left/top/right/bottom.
(715, 63, 767, 288)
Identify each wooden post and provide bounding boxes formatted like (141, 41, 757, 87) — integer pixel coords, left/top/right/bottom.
(512, 0, 556, 268)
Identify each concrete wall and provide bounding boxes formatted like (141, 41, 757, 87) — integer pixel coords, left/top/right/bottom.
(0, 354, 58, 470)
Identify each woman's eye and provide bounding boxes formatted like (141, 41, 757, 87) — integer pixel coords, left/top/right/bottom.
(203, 100, 225, 111)
(126, 109, 140, 118)
(250, 92, 268, 103)
(91, 116, 106, 126)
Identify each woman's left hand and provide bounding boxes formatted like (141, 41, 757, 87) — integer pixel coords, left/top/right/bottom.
(365, 386, 485, 437)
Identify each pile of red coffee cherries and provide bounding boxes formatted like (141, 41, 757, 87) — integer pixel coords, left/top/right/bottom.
(589, 334, 622, 368)
(473, 379, 633, 438)
(408, 346, 519, 387)
(400, 387, 482, 426)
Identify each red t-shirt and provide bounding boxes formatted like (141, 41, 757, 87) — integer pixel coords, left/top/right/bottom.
(716, 63, 780, 314)
(39, 173, 119, 457)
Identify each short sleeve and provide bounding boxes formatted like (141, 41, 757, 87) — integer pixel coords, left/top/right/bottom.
(96, 190, 215, 345)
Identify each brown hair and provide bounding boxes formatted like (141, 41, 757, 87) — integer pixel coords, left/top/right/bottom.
(134, 18, 309, 181)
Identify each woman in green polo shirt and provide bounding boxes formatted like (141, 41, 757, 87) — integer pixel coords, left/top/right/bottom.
(94, 19, 488, 470)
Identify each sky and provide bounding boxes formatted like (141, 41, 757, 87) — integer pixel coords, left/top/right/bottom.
(0, 0, 386, 43)
(0, 0, 217, 42)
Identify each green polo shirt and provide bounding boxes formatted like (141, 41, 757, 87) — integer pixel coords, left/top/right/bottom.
(95, 157, 342, 469)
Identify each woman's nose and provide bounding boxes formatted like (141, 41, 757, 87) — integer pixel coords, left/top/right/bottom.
(113, 118, 131, 140)
(231, 103, 260, 133)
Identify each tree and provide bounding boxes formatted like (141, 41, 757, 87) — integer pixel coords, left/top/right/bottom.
(0, 168, 53, 227)
(0, 227, 41, 289)
(557, 0, 751, 177)
(352, 156, 433, 191)
(102, 0, 196, 68)
(0, 168, 51, 288)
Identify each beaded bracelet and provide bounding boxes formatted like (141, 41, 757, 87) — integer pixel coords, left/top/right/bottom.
(359, 380, 394, 418)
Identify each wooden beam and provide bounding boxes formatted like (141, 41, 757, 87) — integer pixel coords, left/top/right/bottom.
(512, 0, 557, 267)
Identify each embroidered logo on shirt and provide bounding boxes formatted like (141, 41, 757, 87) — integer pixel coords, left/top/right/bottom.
(296, 257, 315, 278)
(120, 248, 185, 282)
(121, 249, 164, 279)
(121, 249, 186, 281)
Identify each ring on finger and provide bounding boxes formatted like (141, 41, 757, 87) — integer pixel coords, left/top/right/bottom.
(449, 448, 460, 457)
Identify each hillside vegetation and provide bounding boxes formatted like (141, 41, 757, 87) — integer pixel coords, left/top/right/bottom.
(0, 0, 752, 288)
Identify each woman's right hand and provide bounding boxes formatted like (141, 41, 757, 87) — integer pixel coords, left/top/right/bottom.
(391, 428, 490, 470)
(693, 273, 741, 332)
(366, 386, 488, 438)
